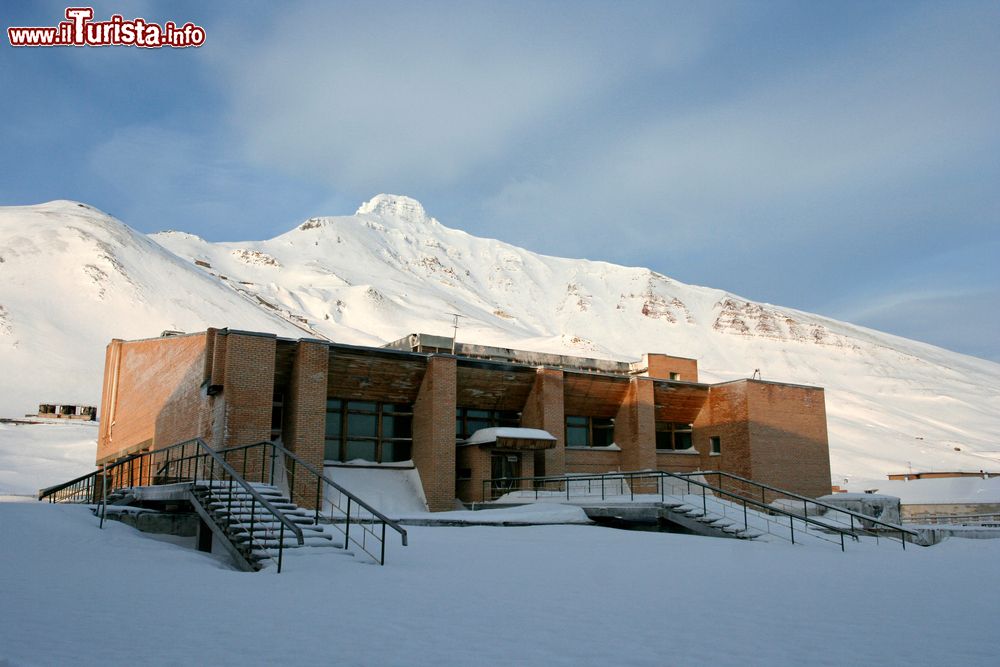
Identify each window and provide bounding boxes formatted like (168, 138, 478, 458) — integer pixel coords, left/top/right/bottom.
(710, 436, 721, 455)
(455, 408, 520, 440)
(324, 399, 413, 463)
(270, 392, 284, 441)
(565, 415, 615, 447)
(669, 372, 681, 381)
(656, 422, 694, 451)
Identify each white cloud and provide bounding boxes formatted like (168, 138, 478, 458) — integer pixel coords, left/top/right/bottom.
(209, 2, 724, 192)
(480, 2, 1000, 256)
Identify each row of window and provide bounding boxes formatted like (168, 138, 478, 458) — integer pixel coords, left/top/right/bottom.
(321, 398, 720, 462)
(324, 400, 413, 463)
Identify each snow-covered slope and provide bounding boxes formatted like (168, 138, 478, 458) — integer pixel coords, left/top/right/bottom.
(2, 196, 999, 487)
(0, 201, 305, 415)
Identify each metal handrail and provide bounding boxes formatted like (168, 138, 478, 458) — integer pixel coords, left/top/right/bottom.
(216, 441, 408, 564)
(38, 467, 108, 501)
(178, 440, 305, 540)
(482, 469, 903, 551)
(150, 441, 306, 571)
(687, 470, 920, 539)
(39, 437, 306, 571)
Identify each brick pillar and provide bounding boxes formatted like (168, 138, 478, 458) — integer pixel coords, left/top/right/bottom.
(521, 368, 565, 478)
(219, 332, 276, 483)
(283, 340, 328, 508)
(412, 355, 457, 512)
(616, 377, 656, 492)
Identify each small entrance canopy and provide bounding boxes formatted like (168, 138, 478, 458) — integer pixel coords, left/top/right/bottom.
(463, 427, 557, 451)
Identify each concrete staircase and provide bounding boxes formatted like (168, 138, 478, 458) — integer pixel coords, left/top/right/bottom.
(189, 481, 347, 571)
(582, 500, 764, 540)
(663, 500, 764, 540)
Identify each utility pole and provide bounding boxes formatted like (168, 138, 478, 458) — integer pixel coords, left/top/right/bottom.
(449, 313, 462, 354)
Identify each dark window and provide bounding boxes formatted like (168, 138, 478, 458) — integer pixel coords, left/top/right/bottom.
(565, 416, 615, 448)
(656, 422, 694, 451)
(270, 392, 284, 441)
(710, 436, 721, 454)
(455, 408, 520, 440)
(669, 372, 681, 381)
(324, 399, 413, 463)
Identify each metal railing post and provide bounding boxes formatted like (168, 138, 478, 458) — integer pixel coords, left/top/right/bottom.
(381, 523, 387, 565)
(344, 497, 351, 547)
(100, 469, 108, 529)
(315, 476, 322, 524)
(278, 522, 285, 573)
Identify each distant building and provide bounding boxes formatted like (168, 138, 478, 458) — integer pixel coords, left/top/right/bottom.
(887, 471, 996, 481)
(96, 328, 833, 511)
(33, 403, 96, 421)
(873, 477, 1000, 524)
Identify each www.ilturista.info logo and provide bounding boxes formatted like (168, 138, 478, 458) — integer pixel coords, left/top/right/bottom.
(8, 7, 205, 48)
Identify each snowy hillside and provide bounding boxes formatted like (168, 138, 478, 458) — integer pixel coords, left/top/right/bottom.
(2, 196, 999, 487)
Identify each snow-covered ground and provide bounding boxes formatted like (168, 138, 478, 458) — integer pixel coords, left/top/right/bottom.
(1, 500, 998, 666)
(0, 421, 97, 497)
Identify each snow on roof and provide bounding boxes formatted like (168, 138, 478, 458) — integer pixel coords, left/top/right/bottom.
(463, 427, 556, 446)
(870, 477, 1000, 505)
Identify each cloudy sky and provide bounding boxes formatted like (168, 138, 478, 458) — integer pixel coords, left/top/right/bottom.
(3, 1, 998, 361)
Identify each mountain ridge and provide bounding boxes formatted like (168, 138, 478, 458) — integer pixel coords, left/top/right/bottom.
(2, 195, 998, 488)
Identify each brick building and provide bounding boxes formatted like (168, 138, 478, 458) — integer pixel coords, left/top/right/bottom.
(97, 329, 832, 511)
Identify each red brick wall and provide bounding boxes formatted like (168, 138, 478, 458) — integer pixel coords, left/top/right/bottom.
(564, 448, 621, 474)
(97, 333, 210, 464)
(654, 451, 703, 474)
(616, 377, 656, 472)
(456, 445, 489, 502)
(412, 355, 457, 511)
(693, 380, 832, 500)
(693, 381, 752, 480)
(521, 368, 565, 477)
(642, 354, 699, 382)
(283, 340, 329, 507)
(746, 381, 831, 499)
(218, 332, 276, 450)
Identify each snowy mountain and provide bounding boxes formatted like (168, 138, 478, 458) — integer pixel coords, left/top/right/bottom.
(2, 196, 999, 487)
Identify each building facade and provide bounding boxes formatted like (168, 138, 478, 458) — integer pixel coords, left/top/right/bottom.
(97, 328, 833, 511)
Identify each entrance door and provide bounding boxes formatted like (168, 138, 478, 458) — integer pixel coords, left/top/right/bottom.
(490, 452, 521, 497)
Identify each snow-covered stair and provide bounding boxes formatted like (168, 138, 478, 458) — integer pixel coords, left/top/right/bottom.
(190, 481, 345, 570)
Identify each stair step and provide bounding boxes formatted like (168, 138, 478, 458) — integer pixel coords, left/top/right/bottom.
(207, 502, 301, 513)
(250, 544, 351, 560)
(227, 522, 326, 534)
(199, 487, 286, 496)
(202, 493, 291, 503)
(213, 510, 312, 522)
(235, 535, 335, 548)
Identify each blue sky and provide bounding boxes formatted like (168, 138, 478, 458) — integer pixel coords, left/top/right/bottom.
(3, 1, 998, 361)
